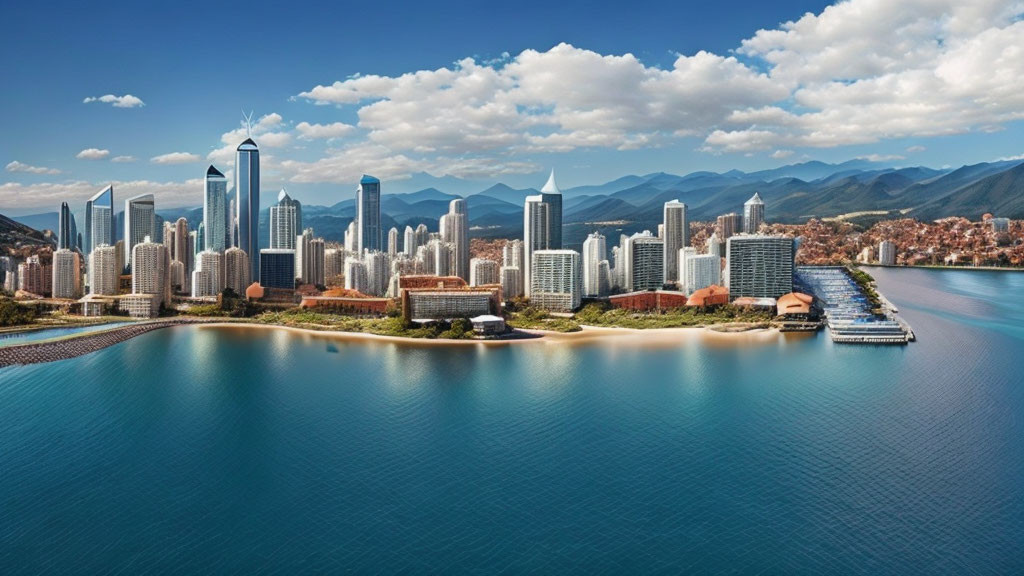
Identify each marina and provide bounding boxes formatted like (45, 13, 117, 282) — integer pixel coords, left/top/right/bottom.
(797, 266, 914, 344)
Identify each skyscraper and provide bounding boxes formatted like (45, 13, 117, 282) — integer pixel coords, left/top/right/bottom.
(131, 238, 170, 306)
(388, 227, 399, 256)
(84, 185, 113, 259)
(191, 250, 223, 298)
(324, 248, 346, 286)
(743, 193, 765, 234)
(259, 249, 295, 290)
(441, 198, 469, 281)
(269, 189, 302, 250)
(295, 229, 325, 286)
(235, 138, 260, 282)
(663, 200, 688, 285)
(582, 231, 607, 297)
(682, 253, 721, 294)
(51, 249, 81, 299)
(626, 231, 664, 291)
(356, 174, 381, 253)
(172, 217, 192, 293)
(58, 202, 76, 251)
(470, 258, 500, 286)
(726, 235, 794, 299)
(124, 194, 155, 272)
(717, 213, 741, 240)
(403, 226, 416, 257)
(204, 165, 228, 252)
(879, 240, 897, 266)
(523, 169, 563, 297)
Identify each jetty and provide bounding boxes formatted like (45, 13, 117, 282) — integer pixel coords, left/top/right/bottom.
(0, 318, 214, 368)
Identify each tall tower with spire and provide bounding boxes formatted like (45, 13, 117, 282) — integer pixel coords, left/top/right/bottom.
(743, 192, 765, 234)
(523, 169, 563, 297)
(235, 138, 260, 281)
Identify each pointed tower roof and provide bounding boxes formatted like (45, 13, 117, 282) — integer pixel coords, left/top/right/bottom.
(541, 169, 560, 194)
(206, 165, 224, 177)
(278, 188, 290, 202)
(237, 138, 258, 151)
(745, 192, 764, 205)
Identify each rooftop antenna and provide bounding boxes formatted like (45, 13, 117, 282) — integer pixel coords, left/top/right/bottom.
(241, 110, 255, 137)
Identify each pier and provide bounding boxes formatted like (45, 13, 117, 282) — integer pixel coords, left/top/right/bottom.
(0, 319, 214, 368)
(796, 266, 914, 344)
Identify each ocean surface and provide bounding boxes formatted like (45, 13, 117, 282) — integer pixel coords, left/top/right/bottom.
(1, 268, 1022, 574)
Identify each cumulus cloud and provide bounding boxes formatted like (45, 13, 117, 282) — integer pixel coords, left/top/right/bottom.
(0, 179, 204, 211)
(5, 161, 60, 175)
(83, 94, 145, 108)
(770, 149, 794, 159)
(111, 155, 136, 163)
(208, 112, 292, 165)
(906, 145, 926, 153)
(76, 148, 110, 160)
(151, 152, 201, 164)
(857, 154, 906, 162)
(295, 121, 356, 140)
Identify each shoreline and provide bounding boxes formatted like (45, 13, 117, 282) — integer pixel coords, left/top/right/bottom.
(860, 263, 1024, 273)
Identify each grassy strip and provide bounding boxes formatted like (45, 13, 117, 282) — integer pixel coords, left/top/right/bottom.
(574, 303, 773, 329)
(252, 309, 475, 339)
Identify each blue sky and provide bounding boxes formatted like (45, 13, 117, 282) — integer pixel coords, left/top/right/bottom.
(2, 0, 1023, 214)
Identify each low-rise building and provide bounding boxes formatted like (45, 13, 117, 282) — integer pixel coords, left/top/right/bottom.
(608, 290, 690, 312)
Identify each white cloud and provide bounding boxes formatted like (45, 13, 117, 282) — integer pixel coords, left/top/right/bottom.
(770, 149, 794, 159)
(0, 178, 204, 211)
(83, 94, 145, 108)
(76, 148, 110, 160)
(906, 145, 926, 153)
(151, 152, 201, 164)
(5, 161, 60, 175)
(111, 155, 136, 163)
(857, 154, 906, 162)
(295, 121, 356, 139)
(996, 152, 1024, 161)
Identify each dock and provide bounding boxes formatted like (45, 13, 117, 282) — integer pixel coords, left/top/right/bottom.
(796, 266, 914, 344)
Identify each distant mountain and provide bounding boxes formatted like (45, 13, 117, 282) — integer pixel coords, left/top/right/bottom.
(11, 212, 57, 234)
(912, 162, 1024, 220)
(475, 183, 539, 205)
(1, 213, 53, 250)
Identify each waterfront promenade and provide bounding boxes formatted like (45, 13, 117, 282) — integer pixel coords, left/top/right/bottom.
(0, 319, 215, 367)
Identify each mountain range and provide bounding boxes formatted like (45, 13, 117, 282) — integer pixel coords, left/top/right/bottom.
(8, 158, 1024, 252)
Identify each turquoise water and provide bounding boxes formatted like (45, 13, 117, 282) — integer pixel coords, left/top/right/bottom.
(0, 268, 1022, 573)
(0, 322, 132, 347)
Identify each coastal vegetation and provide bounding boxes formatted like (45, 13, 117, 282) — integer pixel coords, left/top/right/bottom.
(506, 307, 582, 333)
(0, 297, 36, 327)
(252, 309, 474, 339)
(848, 266, 883, 311)
(574, 302, 773, 329)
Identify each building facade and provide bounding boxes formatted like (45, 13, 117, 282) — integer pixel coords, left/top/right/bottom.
(663, 200, 688, 285)
(530, 249, 581, 312)
(235, 138, 260, 282)
(204, 165, 228, 252)
(726, 235, 794, 299)
(357, 175, 381, 253)
(523, 170, 563, 297)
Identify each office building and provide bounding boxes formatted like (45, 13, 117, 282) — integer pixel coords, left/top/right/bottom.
(269, 189, 302, 250)
(403, 226, 417, 257)
(503, 239, 523, 268)
(530, 249, 581, 312)
(682, 253, 721, 294)
(89, 244, 119, 296)
(707, 233, 722, 258)
(441, 198, 469, 281)
(58, 202, 77, 251)
(717, 213, 741, 239)
(18, 256, 51, 296)
(131, 238, 171, 307)
(470, 258, 500, 286)
(223, 247, 250, 295)
(523, 170, 563, 297)
(726, 235, 794, 299)
(356, 174, 381, 253)
(204, 165, 228, 252)
(663, 200, 688, 285)
(51, 249, 81, 299)
(388, 227, 399, 256)
(324, 248, 345, 286)
(743, 193, 765, 234)
(235, 138, 260, 282)
(124, 194, 155, 271)
(296, 229, 326, 286)
(84, 185, 113, 259)
(626, 231, 664, 291)
(582, 231, 607, 297)
(344, 259, 369, 294)
(259, 249, 295, 290)
(402, 289, 496, 321)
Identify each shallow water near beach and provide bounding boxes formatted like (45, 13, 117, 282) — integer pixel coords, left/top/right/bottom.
(1, 267, 1022, 573)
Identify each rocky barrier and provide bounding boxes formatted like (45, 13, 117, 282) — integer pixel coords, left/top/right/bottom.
(0, 319, 215, 368)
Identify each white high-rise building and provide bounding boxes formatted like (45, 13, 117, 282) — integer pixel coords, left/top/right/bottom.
(706, 232, 722, 258)
(51, 249, 81, 299)
(124, 194, 155, 272)
(403, 226, 417, 257)
(441, 198, 469, 281)
(625, 231, 664, 291)
(743, 192, 765, 234)
(470, 258, 500, 286)
(89, 244, 119, 296)
(523, 170, 562, 297)
(131, 238, 170, 306)
(191, 250, 223, 298)
(582, 231, 607, 297)
(726, 235, 794, 299)
(204, 166, 228, 252)
(530, 249, 581, 312)
(663, 200, 688, 285)
(879, 240, 897, 266)
(223, 247, 250, 295)
(366, 251, 390, 297)
(388, 227, 399, 256)
(503, 239, 523, 268)
(345, 259, 369, 294)
(677, 247, 697, 291)
(269, 189, 302, 250)
(500, 266, 522, 301)
(682, 253, 721, 294)
(344, 221, 358, 253)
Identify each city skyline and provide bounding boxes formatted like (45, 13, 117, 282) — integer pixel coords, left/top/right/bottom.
(3, 0, 1024, 213)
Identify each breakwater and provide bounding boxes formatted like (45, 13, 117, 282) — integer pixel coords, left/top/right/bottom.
(0, 319, 214, 367)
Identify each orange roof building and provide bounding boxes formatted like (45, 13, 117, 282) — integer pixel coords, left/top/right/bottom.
(777, 292, 814, 316)
(397, 275, 467, 290)
(685, 285, 729, 307)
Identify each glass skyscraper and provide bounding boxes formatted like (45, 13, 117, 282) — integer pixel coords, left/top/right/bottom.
(84, 185, 113, 257)
(204, 165, 227, 252)
(124, 194, 156, 272)
(58, 202, 77, 251)
(356, 175, 381, 253)
(235, 138, 260, 282)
